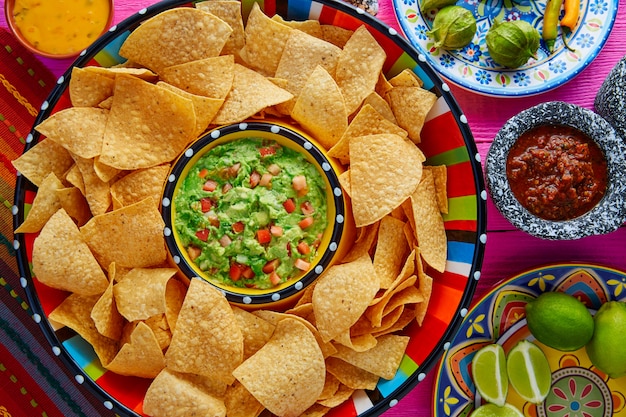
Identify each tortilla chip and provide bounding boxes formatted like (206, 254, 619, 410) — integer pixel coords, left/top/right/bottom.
(316, 383, 354, 408)
(144, 369, 227, 417)
(341, 221, 379, 263)
(48, 293, 118, 365)
(233, 318, 325, 417)
(312, 255, 379, 343)
(33, 209, 108, 295)
(291, 65, 347, 150)
(110, 164, 170, 209)
(119, 7, 233, 73)
(321, 25, 354, 48)
(93, 156, 121, 183)
(386, 86, 437, 143)
(105, 321, 165, 378)
(362, 92, 396, 123)
(373, 216, 409, 289)
(12, 139, 74, 187)
(160, 55, 235, 99)
(232, 307, 276, 360)
(335, 26, 386, 115)
(212, 64, 293, 124)
(165, 279, 243, 383)
(15, 172, 63, 233)
(239, 3, 292, 76)
(332, 334, 409, 380)
(157, 82, 224, 137)
(223, 380, 264, 417)
(328, 104, 407, 163)
(55, 186, 91, 226)
(100, 75, 196, 170)
(69, 67, 115, 107)
(91, 265, 125, 340)
(409, 169, 447, 272)
(113, 267, 177, 321)
(388, 68, 423, 88)
(325, 357, 379, 390)
(83, 66, 158, 81)
(426, 165, 449, 214)
(71, 155, 111, 216)
(349, 133, 423, 227)
(164, 278, 187, 334)
(195, 1, 245, 57)
(80, 198, 167, 268)
(272, 15, 323, 38)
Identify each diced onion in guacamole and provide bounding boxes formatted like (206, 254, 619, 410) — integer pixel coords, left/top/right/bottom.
(174, 138, 328, 289)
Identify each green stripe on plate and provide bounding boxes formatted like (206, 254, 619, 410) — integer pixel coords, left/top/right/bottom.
(426, 146, 470, 166)
(444, 195, 478, 221)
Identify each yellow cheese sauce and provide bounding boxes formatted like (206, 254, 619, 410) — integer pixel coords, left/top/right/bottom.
(11, 0, 111, 56)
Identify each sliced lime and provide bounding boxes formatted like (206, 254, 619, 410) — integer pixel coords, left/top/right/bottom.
(471, 343, 508, 407)
(507, 340, 551, 404)
(471, 403, 524, 417)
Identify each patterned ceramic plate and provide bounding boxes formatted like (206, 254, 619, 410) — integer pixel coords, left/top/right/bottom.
(13, 0, 487, 416)
(433, 263, 626, 417)
(393, 0, 619, 97)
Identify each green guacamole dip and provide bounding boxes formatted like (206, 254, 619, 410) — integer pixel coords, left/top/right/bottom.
(174, 138, 328, 290)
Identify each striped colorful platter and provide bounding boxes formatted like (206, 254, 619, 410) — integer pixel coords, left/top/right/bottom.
(13, 0, 487, 416)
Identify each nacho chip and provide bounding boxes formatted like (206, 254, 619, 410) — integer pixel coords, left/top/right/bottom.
(386, 86, 437, 143)
(316, 383, 354, 408)
(166, 279, 243, 383)
(291, 65, 347, 150)
(233, 318, 325, 417)
(12, 139, 74, 187)
(55, 186, 91, 226)
(232, 307, 276, 360)
(65, 164, 85, 194)
(332, 334, 409, 380)
(312, 254, 379, 343)
(373, 215, 409, 289)
(427, 165, 449, 214)
(80, 198, 167, 268)
(144, 369, 227, 417)
(83, 66, 158, 81)
(164, 278, 187, 334)
(113, 267, 177, 321)
(71, 154, 111, 216)
(335, 26, 386, 115)
(91, 264, 125, 340)
(33, 209, 108, 295)
(212, 64, 293, 124)
(157, 82, 224, 137)
(349, 133, 423, 227)
(195, 1, 245, 57)
(48, 293, 117, 365)
(321, 25, 354, 48)
(409, 169, 447, 272)
(388, 68, 424, 88)
(325, 357, 379, 390)
(119, 7, 232, 73)
(272, 15, 323, 38)
(110, 165, 170, 209)
(100, 75, 196, 170)
(160, 55, 235, 99)
(69, 67, 115, 107)
(362, 92, 396, 123)
(341, 221, 379, 263)
(15, 172, 63, 233)
(224, 380, 264, 417)
(239, 3, 292, 76)
(105, 321, 165, 378)
(93, 156, 121, 183)
(328, 104, 407, 163)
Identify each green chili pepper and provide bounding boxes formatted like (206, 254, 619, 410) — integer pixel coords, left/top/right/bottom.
(542, 0, 563, 53)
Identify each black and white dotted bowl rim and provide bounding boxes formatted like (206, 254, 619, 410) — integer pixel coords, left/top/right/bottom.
(486, 101, 626, 240)
(161, 121, 346, 305)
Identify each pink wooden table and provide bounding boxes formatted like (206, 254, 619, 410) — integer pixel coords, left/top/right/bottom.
(1, 0, 625, 416)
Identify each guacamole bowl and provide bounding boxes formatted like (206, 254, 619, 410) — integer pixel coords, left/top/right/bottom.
(162, 120, 352, 307)
(12, 0, 486, 416)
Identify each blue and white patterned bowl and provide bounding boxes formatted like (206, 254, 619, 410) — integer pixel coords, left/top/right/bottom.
(486, 101, 626, 239)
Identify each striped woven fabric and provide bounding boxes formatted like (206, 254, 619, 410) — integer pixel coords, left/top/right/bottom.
(0, 28, 117, 417)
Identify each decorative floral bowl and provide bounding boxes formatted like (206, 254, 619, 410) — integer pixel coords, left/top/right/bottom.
(486, 101, 626, 240)
(162, 120, 352, 308)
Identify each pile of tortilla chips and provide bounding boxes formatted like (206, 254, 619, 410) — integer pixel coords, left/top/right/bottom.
(13, 2, 450, 416)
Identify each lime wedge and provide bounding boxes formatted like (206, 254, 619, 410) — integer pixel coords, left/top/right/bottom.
(471, 343, 508, 407)
(471, 403, 524, 417)
(506, 340, 551, 404)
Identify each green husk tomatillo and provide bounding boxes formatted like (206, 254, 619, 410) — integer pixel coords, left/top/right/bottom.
(486, 19, 540, 68)
(428, 5, 477, 50)
(420, 0, 457, 14)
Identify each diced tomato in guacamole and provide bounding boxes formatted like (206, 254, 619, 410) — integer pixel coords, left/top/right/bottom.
(174, 138, 328, 290)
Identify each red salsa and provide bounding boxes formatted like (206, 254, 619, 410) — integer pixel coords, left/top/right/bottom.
(506, 124, 608, 221)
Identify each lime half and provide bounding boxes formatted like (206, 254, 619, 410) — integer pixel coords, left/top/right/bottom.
(507, 340, 551, 404)
(472, 344, 508, 407)
(471, 403, 524, 417)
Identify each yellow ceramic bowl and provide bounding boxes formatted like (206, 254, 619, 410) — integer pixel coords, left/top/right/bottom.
(162, 120, 355, 309)
(4, 0, 114, 59)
